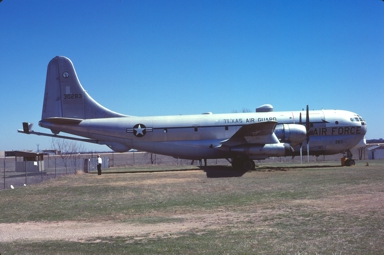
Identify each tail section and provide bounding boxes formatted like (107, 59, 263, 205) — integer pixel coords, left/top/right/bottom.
(41, 56, 126, 120)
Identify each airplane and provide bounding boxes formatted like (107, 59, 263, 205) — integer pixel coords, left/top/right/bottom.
(19, 56, 367, 170)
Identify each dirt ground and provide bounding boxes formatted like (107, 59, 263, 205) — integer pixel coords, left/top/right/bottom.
(1, 167, 383, 244)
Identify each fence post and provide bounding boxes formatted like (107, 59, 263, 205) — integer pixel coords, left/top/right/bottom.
(25, 161, 27, 185)
(40, 159, 43, 181)
(3, 159, 5, 190)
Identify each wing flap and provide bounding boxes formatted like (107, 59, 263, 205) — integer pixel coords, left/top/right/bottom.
(220, 121, 279, 147)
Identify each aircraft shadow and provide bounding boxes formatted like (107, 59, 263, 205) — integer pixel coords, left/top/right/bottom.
(199, 166, 247, 178)
(255, 164, 341, 172)
(200, 164, 341, 178)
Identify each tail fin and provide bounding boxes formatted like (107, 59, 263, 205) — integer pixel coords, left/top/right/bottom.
(41, 56, 126, 120)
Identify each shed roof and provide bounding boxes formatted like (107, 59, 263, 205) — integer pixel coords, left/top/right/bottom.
(367, 145, 384, 151)
(6, 151, 43, 157)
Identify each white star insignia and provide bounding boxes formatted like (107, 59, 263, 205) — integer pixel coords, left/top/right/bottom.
(134, 125, 145, 136)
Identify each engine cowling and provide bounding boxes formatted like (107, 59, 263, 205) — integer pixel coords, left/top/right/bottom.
(274, 124, 306, 145)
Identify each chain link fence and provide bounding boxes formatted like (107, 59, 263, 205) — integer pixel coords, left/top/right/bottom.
(1, 147, 367, 190)
(0, 152, 229, 190)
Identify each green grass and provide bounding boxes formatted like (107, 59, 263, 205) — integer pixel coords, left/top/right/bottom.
(1, 160, 384, 254)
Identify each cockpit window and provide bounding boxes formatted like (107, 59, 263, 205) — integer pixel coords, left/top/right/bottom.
(350, 115, 364, 122)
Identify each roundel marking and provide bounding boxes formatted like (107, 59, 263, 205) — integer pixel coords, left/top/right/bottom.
(62, 72, 69, 78)
(133, 124, 146, 137)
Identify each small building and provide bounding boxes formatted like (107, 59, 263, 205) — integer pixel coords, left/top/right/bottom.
(367, 145, 384, 160)
(9, 151, 45, 172)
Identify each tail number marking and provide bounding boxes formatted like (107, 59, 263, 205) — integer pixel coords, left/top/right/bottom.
(63, 94, 83, 100)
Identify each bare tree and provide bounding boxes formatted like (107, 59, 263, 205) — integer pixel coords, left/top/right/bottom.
(51, 139, 85, 173)
(144, 152, 162, 165)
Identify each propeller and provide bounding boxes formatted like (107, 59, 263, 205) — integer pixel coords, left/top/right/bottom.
(305, 105, 311, 162)
(299, 112, 303, 164)
(298, 105, 311, 163)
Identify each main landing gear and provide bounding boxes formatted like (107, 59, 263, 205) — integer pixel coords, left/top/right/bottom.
(231, 157, 255, 171)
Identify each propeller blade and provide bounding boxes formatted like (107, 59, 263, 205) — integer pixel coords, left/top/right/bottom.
(306, 105, 310, 162)
(299, 112, 302, 125)
(300, 145, 303, 164)
(298, 111, 303, 163)
(306, 105, 310, 135)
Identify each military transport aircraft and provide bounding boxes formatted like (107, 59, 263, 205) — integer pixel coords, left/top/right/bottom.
(19, 56, 367, 170)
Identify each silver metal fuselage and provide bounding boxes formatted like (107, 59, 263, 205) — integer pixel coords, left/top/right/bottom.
(40, 109, 367, 159)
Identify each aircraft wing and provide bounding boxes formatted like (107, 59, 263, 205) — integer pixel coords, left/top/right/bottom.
(219, 121, 279, 148)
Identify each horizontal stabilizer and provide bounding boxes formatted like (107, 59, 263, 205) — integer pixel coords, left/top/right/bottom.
(43, 117, 83, 125)
(18, 125, 99, 144)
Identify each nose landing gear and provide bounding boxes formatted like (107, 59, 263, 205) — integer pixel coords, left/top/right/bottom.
(342, 149, 356, 166)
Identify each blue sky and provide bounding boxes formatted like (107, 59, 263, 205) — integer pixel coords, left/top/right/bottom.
(1, 0, 383, 152)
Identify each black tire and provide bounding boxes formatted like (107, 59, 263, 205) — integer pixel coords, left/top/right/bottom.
(232, 158, 255, 171)
(242, 159, 255, 171)
(344, 159, 355, 166)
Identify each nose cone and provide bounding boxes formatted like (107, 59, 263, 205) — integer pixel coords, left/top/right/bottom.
(360, 122, 367, 135)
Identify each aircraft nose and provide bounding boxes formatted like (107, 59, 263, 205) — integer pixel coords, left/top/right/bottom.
(360, 121, 367, 135)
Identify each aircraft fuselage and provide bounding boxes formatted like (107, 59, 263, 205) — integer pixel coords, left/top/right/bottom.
(39, 109, 366, 159)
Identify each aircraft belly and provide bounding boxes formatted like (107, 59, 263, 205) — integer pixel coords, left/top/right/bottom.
(132, 140, 229, 159)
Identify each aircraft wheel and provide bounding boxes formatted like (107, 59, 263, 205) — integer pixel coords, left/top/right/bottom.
(344, 159, 350, 166)
(232, 158, 255, 171)
(344, 159, 355, 166)
(242, 159, 255, 171)
(231, 158, 242, 169)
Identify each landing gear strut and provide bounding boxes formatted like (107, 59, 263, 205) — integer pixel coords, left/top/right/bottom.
(231, 157, 255, 171)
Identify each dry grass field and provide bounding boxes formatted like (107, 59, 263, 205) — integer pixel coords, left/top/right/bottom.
(0, 160, 383, 254)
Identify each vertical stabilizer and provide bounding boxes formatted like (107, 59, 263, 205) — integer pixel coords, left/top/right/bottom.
(41, 56, 126, 120)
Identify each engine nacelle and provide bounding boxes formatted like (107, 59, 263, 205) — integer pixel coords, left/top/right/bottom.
(274, 124, 306, 145)
(231, 143, 293, 157)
